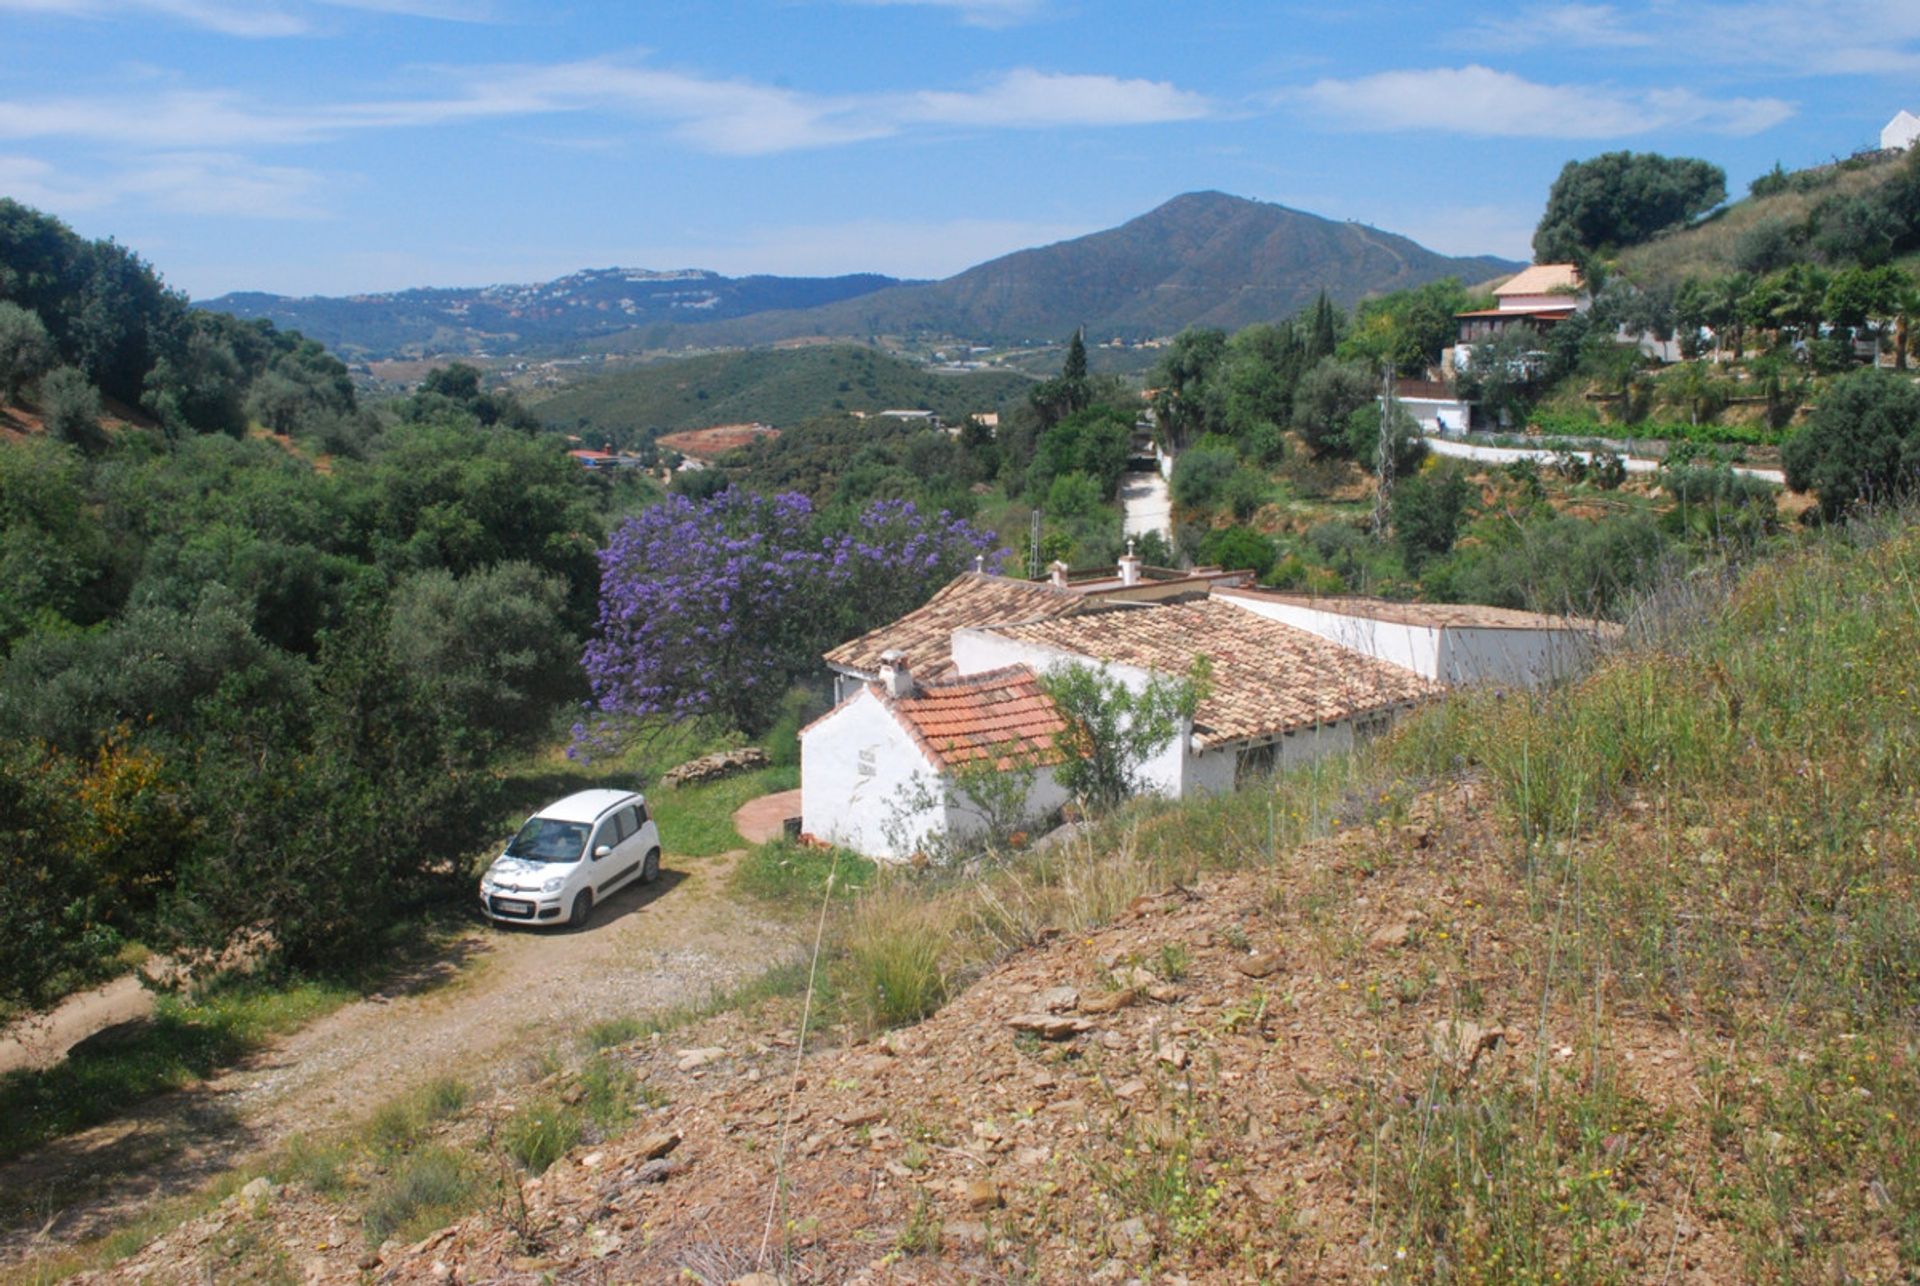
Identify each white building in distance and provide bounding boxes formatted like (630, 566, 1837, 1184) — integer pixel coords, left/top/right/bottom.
(1883, 110, 1920, 152)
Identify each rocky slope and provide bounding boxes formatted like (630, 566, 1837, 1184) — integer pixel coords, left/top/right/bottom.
(76, 781, 1787, 1285)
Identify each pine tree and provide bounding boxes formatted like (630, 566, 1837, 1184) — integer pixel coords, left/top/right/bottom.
(1307, 292, 1339, 361)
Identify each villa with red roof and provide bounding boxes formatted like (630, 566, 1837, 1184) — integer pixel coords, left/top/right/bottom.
(799, 561, 1615, 862)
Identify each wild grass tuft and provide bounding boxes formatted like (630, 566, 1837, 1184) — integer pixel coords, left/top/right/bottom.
(361, 1145, 484, 1245)
(499, 1098, 583, 1175)
(735, 838, 875, 906)
(362, 1077, 469, 1156)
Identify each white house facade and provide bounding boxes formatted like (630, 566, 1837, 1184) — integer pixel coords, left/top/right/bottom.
(1883, 110, 1920, 152)
(1213, 588, 1617, 689)
(800, 658, 1070, 862)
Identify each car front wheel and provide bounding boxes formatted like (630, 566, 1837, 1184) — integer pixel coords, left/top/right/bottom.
(642, 848, 661, 884)
(569, 890, 594, 928)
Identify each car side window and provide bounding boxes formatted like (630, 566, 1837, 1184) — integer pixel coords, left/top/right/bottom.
(634, 802, 650, 827)
(590, 821, 617, 857)
(612, 806, 636, 842)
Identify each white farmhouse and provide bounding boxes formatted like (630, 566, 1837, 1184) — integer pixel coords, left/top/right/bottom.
(1883, 110, 1920, 152)
(801, 574, 1616, 862)
(1212, 589, 1619, 689)
(952, 599, 1437, 797)
(799, 656, 1071, 861)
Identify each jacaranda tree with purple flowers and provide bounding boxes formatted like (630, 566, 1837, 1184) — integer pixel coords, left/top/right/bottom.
(580, 489, 1001, 739)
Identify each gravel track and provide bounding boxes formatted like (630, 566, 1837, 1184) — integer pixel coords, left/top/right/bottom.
(0, 846, 800, 1265)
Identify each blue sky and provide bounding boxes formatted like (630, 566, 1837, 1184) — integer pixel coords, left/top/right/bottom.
(2, 0, 1914, 299)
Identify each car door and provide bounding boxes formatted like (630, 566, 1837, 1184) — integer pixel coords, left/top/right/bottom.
(594, 805, 642, 895)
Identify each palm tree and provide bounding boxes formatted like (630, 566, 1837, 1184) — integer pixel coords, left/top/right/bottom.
(1707, 273, 1752, 362)
(1888, 276, 1920, 370)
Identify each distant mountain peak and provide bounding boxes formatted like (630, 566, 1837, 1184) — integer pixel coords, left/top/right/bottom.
(201, 192, 1522, 359)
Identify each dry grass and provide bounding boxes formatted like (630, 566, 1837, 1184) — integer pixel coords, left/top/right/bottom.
(1616, 156, 1903, 286)
(825, 504, 1920, 1277)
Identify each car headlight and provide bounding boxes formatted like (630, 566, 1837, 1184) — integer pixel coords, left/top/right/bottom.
(542, 877, 566, 894)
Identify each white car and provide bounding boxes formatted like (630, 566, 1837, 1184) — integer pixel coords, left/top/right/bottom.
(479, 789, 661, 927)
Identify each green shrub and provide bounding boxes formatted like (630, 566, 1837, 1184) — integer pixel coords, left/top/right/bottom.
(839, 887, 950, 1033)
(362, 1146, 481, 1245)
(273, 1134, 354, 1197)
(500, 1098, 582, 1174)
(1169, 446, 1237, 513)
(762, 683, 830, 769)
(1391, 463, 1474, 572)
(365, 1077, 469, 1156)
(736, 838, 875, 904)
(578, 1052, 636, 1133)
(582, 1016, 647, 1051)
(1197, 525, 1276, 578)
(1782, 367, 1920, 516)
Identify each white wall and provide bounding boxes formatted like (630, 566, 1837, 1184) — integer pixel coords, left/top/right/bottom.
(1883, 111, 1920, 152)
(1219, 591, 1605, 691)
(1276, 718, 1357, 769)
(952, 629, 1196, 800)
(1439, 627, 1602, 689)
(1216, 594, 1443, 680)
(940, 764, 1072, 850)
(800, 690, 941, 862)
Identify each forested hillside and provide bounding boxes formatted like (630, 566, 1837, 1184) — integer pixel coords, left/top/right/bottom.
(0, 199, 670, 1014)
(532, 343, 1035, 443)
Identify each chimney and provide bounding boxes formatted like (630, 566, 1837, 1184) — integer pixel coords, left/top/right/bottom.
(878, 649, 915, 699)
(1118, 538, 1141, 587)
(1048, 560, 1071, 590)
(974, 554, 986, 574)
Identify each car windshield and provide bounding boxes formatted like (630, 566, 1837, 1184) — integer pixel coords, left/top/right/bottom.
(505, 818, 589, 863)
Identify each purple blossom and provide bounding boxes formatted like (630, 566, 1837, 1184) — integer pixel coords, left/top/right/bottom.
(577, 491, 999, 742)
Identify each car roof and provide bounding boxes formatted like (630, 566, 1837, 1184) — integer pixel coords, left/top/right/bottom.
(530, 789, 643, 824)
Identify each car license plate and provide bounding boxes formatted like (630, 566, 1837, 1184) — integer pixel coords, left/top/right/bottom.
(494, 898, 532, 916)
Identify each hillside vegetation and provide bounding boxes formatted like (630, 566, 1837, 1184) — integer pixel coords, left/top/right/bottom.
(531, 343, 1035, 440)
(61, 505, 1920, 1284)
(1617, 151, 1912, 286)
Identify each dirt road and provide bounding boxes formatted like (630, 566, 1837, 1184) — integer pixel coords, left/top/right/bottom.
(0, 846, 801, 1265)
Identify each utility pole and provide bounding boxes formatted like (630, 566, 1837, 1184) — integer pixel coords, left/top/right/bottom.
(1372, 364, 1396, 540)
(1029, 509, 1042, 580)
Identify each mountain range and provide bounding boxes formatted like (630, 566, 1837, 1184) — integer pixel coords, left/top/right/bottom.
(205, 193, 1523, 361)
(202, 269, 907, 363)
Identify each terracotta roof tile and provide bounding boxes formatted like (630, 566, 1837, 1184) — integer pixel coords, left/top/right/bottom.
(826, 572, 1085, 681)
(985, 600, 1440, 747)
(882, 666, 1068, 771)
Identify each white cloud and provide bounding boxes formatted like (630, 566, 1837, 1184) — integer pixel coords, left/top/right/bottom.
(1466, 3, 1653, 52)
(0, 150, 326, 217)
(0, 57, 1210, 157)
(315, 0, 495, 19)
(0, 0, 311, 34)
(840, 0, 1049, 29)
(0, 153, 114, 209)
(0, 90, 333, 147)
(1294, 65, 1792, 138)
(0, 0, 495, 33)
(908, 69, 1211, 129)
(117, 151, 328, 217)
(1462, 2, 1920, 76)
